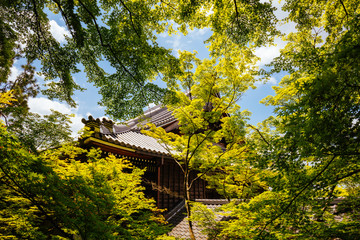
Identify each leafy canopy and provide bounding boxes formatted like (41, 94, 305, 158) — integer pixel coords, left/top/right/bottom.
(211, 0, 360, 239)
(1, 0, 279, 119)
(0, 114, 169, 239)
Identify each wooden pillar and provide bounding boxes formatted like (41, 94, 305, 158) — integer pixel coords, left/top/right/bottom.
(157, 157, 161, 208)
(157, 156, 164, 209)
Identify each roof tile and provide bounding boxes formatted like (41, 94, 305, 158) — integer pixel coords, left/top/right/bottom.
(104, 131, 169, 155)
(167, 199, 229, 240)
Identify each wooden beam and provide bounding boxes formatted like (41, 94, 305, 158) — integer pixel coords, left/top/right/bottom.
(84, 137, 173, 160)
(84, 137, 135, 152)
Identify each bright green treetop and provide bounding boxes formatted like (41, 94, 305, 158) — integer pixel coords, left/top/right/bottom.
(215, 0, 360, 238)
(0, 108, 169, 239)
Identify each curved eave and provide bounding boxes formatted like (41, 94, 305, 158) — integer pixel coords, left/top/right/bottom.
(84, 136, 172, 157)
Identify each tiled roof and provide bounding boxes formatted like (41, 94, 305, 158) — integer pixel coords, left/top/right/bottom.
(82, 104, 176, 155)
(167, 199, 230, 240)
(166, 198, 346, 239)
(116, 104, 176, 133)
(101, 131, 169, 155)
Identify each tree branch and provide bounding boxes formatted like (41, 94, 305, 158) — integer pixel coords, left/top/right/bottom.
(0, 164, 74, 239)
(76, 0, 154, 105)
(334, 168, 360, 183)
(339, 0, 349, 21)
(233, 0, 239, 18)
(118, 0, 141, 38)
(77, 0, 138, 84)
(248, 124, 270, 147)
(189, 148, 228, 190)
(52, 0, 76, 40)
(258, 155, 337, 237)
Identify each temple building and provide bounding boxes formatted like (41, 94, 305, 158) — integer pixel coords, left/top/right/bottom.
(80, 104, 221, 213)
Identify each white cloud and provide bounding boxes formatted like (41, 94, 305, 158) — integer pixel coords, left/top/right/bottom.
(29, 97, 72, 115)
(188, 27, 210, 38)
(272, 0, 288, 19)
(16, 40, 27, 51)
(70, 115, 85, 138)
(278, 21, 297, 35)
(254, 0, 297, 66)
(9, 66, 21, 82)
(34, 71, 44, 80)
(254, 76, 277, 87)
(268, 76, 277, 85)
(28, 97, 84, 138)
(166, 35, 182, 56)
(255, 43, 282, 66)
(49, 20, 70, 43)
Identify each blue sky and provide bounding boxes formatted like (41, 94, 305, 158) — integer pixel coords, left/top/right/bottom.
(9, 1, 295, 137)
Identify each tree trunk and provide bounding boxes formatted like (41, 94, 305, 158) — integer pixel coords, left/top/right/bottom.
(184, 172, 196, 240)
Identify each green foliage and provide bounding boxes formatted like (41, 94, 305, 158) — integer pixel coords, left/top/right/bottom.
(143, 50, 259, 239)
(0, 62, 71, 153)
(266, 0, 360, 160)
(210, 0, 360, 239)
(144, 51, 253, 178)
(8, 110, 73, 153)
(0, 90, 16, 106)
(1, 1, 280, 238)
(0, 0, 279, 119)
(203, 163, 270, 200)
(172, 0, 360, 239)
(189, 202, 223, 240)
(4, 0, 360, 239)
(0, 62, 39, 124)
(0, 122, 169, 239)
(0, 18, 17, 83)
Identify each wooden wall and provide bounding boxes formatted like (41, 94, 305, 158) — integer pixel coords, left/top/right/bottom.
(157, 159, 207, 211)
(88, 143, 214, 212)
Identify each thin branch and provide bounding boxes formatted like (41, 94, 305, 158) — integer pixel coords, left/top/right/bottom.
(0, 113, 9, 126)
(258, 155, 337, 237)
(205, 75, 216, 107)
(178, 107, 199, 141)
(118, 0, 141, 38)
(334, 168, 360, 183)
(76, 0, 158, 107)
(189, 140, 247, 190)
(339, 0, 349, 21)
(188, 84, 244, 189)
(248, 124, 271, 147)
(320, 184, 336, 218)
(52, 0, 76, 40)
(184, 133, 193, 167)
(31, 0, 43, 55)
(32, 0, 76, 102)
(233, 0, 239, 18)
(0, 165, 74, 239)
(187, 129, 213, 164)
(189, 148, 228, 189)
(173, 157, 186, 174)
(77, 0, 137, 83)
(159, 136, 186, 174)
(240, 169, 249, 200)
(160, 0, 176, 11)
(32, 0, 62, 78)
